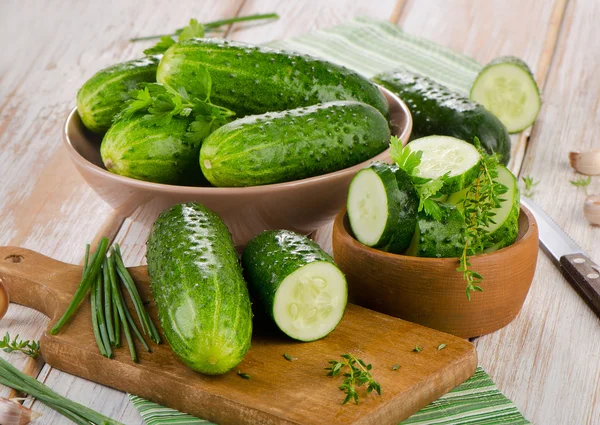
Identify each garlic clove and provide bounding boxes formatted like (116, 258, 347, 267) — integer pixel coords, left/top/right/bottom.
(583, 195, 600, 226)
(0, 397, 41, 424)
(569, 150, 600, 175)
(0, 278, 9, 320)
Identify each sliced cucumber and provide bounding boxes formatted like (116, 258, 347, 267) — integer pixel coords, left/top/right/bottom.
(242, 230, 347, 342)
(409, 136, 481, 194)
(470, 56, 541, 133)
(448, 164, 520, 250)
(347, 163, 418, 253)
(404, 203, 466, 258)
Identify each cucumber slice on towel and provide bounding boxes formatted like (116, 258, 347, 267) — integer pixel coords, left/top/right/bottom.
(470, 56, 541, 133)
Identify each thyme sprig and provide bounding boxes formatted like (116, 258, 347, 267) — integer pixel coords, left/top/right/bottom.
(0, 333, 40, 359)
(522, 175, 539, 198)
(458, 143, 507, 300)
(326, 354, 381, 405)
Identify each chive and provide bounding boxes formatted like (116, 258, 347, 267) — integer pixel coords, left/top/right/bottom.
(0, 357, 124, 424)
(90, 273, 108, 357)
(103, 257, 115, 345)
(51, 237, 109, 334)
(94, 271, 112, 358)
(109, 260, 138, 362)
(118, 281, 151, 353)
(113, 245, 161, 344)
(129, 13, 280, 42)
(83, 244, 90, 272)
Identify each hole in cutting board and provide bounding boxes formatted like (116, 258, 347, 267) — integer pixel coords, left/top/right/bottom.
(5, 254, 24, 263)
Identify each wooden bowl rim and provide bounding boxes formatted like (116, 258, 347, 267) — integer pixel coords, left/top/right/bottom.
(62, 86, 411, 195)
(334, 205, 537, 263)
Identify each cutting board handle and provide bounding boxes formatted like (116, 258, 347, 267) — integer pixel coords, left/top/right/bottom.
(0, 246, 82, 320)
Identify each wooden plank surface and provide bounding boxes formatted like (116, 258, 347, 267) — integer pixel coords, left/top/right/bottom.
(474, 0, 600, 424)
(1, 0, 600, 424)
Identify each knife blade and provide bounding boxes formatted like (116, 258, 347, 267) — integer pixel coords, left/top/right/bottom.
(521, 197, 600, 317)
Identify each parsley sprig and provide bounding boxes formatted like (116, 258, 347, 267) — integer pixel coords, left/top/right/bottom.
(390, 136, 447, 220)
(458, 143, 507, 299)
(116, 80, 235, 144)
(0, 333, 40, 359)
(326, 354, 381, 405)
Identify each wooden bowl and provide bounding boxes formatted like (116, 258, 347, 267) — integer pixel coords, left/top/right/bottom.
(63, 86, 411, 247)
(332, 206, 538, 338)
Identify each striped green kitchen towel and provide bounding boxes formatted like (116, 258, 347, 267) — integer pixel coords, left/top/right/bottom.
(129, 17, 529, 425)
(130, 368, 528, 425)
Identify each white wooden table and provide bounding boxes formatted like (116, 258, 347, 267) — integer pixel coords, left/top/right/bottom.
(1, 1, 599, 424)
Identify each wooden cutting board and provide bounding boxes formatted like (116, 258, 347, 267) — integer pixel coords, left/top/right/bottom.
(0, 246, 477, 425)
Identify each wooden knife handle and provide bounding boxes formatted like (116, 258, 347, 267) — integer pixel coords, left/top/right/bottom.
(560, 253, 600, 317)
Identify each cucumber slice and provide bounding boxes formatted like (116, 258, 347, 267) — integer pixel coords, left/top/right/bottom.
(347, 163, 418, 253)
(409, 136, 482, 194)
(404, 203, 466, 258)
(273, 261, 346, 342)
(448, 165, 520, 250)
(242, 230, 347, 342)
(470, 56, 541, 133)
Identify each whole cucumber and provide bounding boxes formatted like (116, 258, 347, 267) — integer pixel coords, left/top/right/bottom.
(100, 116, 205, 186)
(146, 203, 253, 375)
(372, 69, 511, 164)
(77, 55, 160, 134)
(242, 230, 347, 342)
(157, 38, 388, 117)
(200, 101, 391, 187)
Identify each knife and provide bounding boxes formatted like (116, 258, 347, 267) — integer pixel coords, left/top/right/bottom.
(521, 197, 600, 317)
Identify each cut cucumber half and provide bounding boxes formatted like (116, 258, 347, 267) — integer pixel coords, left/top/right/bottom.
(242, 230, 348, 342)
(409, 136, 482, 194)
(448, 164, 520, 250)
(347, 163, 418, 253)
(273, 261, 346, 342)
(404, 203, 466, 258)
(470, 56, 541, 133)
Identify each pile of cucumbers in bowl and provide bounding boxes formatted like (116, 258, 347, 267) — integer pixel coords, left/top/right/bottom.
(77, 22, 393, 187)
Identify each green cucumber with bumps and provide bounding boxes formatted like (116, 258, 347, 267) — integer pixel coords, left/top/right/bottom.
(101, 115, 205, 186)
(157, 38, 389, 117)
(146, 203, 253, 375)
(242, 230, 347, 342)
(372, 68, 511, 164)
(77, 55, 160, 134)
(347, 162, 418, 253)
(200, 101, 391, 187)
(405, 203, 466, 258)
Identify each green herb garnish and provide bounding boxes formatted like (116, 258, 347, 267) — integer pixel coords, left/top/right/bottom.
(392, 364, 400, 371)
(0, 333, 40, 359)
(132, 13, 279, 43)
(522, 175, 539, 198)
(390, 136, 447, 220)
(412, 345, 423, 353)
(458, 141, 506, 300)
(437, 343, 447, 351)
(238, 371, 251, 380)
(571, 176, 592, 195)
(326, 354, 381, 405)
(0, 356, 123, 424)
(283, 353, 296, 361)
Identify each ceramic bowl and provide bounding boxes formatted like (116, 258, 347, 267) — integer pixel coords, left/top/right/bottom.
(63, 87, 411, 247)
(332, 206, 538, 338)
